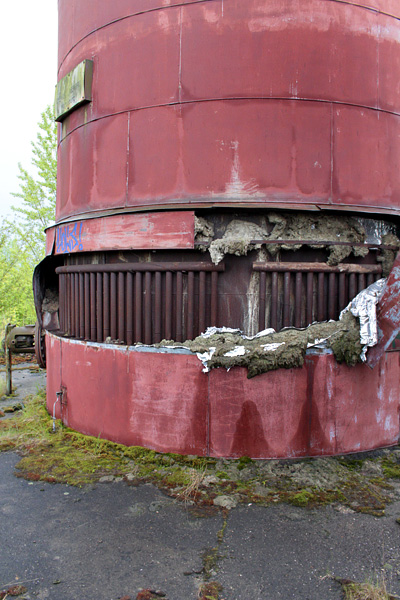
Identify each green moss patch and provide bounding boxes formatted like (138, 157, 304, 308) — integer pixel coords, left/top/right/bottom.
(1, 393, 400, 518)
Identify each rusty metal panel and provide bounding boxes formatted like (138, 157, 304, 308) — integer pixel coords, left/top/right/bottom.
(50, 212, 195, 254)
(46, 334, 400, 458)
(45, 227, 55, 256)
(367, 252, 400, 368)
(47, 334, 208, 455)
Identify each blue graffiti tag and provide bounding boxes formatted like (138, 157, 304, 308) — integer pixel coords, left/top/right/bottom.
(56, 222, 84, 254)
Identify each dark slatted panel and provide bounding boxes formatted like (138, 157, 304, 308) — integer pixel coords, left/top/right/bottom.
(57, 264, 223, 344)
(255, 262, 382, 331)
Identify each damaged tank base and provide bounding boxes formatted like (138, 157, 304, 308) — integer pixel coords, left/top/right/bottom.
(158, 311, 362, 379)
(46, 330, 400, 459)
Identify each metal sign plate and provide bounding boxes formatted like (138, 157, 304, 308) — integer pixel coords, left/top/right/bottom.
(54, 59, 93, 121)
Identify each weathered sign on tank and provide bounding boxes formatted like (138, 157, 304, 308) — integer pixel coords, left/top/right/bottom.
(54, 59, 93, 122)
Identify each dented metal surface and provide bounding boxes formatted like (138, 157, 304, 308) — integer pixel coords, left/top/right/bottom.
(46, 331, 400, 458)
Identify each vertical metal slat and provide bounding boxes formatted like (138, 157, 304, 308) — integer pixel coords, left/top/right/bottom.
(317, 273, 325, 322)
(144, 272, 152, 344)
(349, 273, 357, 301)
(118, 272, 125, 342)
(271, 272, 278, 331)
(165, 271, 172, 340)
(96, 273, 103, 342)
(210, 271, 218, 327)
(135, 272, 142, 342)
(358, 273, 366, 293)
(259, 271, 266, 331)
(187, 271, 194, 339)
(176, 272, 183, 341)
(306, 272, 313, 326)
(338, 273, 346, 312)
(295, 272, 302, 328)
(328, 273, 336, 320)
(110, 272, 117, 340)
(283, 272, 291, 328)
(199, 271, 206, 334)
(84, 273, 90, 339)
(90, 273, 96, 341)
(59, 274, 64, 332)
(126, 272, 133, 346)
(79, 273, 85, 339)
(103, 273, 110, 339)
(74, 273, 79, 337)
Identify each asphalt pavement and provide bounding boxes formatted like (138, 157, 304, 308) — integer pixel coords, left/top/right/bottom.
(1, 367, 400, 600)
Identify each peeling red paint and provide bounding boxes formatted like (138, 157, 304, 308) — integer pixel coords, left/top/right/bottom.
(46, 211, 195, 255)
(47, 334, 400, 459)
(367, 252, 400, 368)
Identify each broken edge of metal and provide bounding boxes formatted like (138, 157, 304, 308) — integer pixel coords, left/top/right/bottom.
(367, 251, 400, 368)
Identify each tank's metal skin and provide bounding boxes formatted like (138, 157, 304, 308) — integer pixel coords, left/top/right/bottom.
(56, 0, 400, 222)
(41, 0, 400, 458)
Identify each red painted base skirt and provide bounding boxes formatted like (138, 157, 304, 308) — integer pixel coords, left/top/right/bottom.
(46, 333, 400, 458)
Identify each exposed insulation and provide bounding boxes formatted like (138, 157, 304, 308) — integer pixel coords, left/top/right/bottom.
(158, 311, 362, 378)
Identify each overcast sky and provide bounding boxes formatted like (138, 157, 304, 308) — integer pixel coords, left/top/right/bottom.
(0, 2, 58, 219)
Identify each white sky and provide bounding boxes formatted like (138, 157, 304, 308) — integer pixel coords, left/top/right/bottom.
(0, 2, 58, 219)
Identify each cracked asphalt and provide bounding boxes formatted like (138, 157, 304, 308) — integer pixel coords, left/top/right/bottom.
(1, 368, 400, 599)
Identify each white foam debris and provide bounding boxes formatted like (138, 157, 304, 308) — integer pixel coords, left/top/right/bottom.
(244, 328, 276, 339)
(201, 327, 242, 338)
(224, 346, 247, 357)
(261, 342, 285, 352)
(196, 347, 216, 372)
(307, 338, 330, 348)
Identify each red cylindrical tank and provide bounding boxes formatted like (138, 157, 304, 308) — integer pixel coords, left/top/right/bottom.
(39, 0, 400, 459)
(56, 0, 400, 222)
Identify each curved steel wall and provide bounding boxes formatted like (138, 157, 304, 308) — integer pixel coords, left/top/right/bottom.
(56, 0, 400, 222)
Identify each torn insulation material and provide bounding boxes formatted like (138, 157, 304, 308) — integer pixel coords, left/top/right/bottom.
(208, 219, 269, 264)
(159, 312, 362, 378)
(340, 278, 386, 361)
(156, 280, 385, 377)
(198, 213, 400, 269)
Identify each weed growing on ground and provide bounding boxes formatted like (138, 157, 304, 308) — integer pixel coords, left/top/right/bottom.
(198, 581, 223, 600)
(338, 575, 396, 600)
